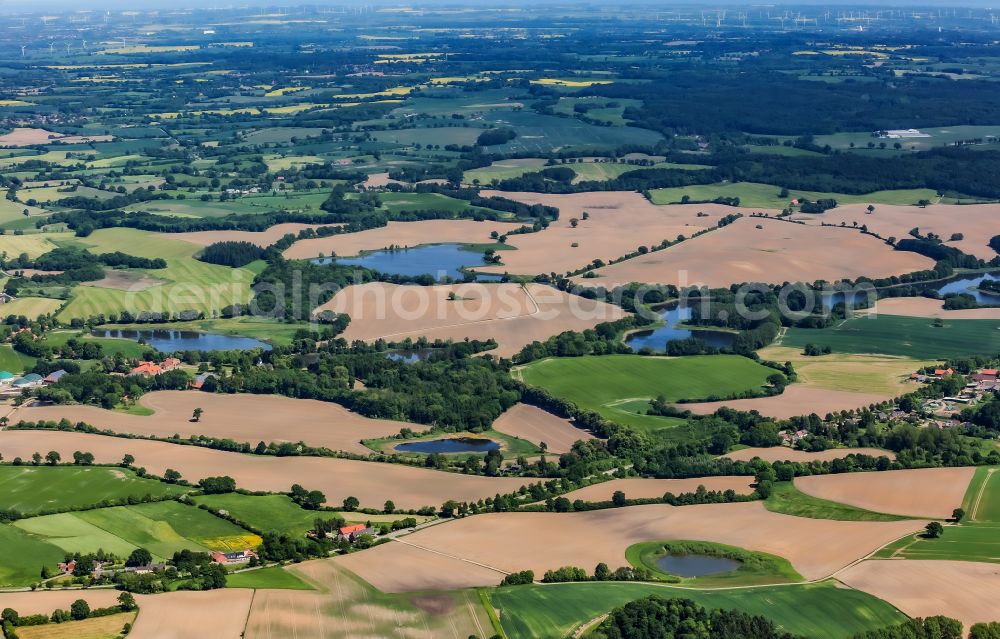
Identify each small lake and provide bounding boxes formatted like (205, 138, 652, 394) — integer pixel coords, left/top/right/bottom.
(394, 437, 501, 454)
(92, 329, 272, 352)
(311, 244, 503, 282)
(625, 305, 735, 352)
(935, 273, 1000, 304)
(656, 554, 742, 578)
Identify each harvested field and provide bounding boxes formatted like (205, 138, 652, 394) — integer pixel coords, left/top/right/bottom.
(796, 467, 976, 519)
(757, 346, 930, 397)
(864, 296, 1000, 320)
(575, 217, 932, 288)
(680, 385, 890, 420)
(244, 559, 494, 639)
(315, 282, 626, 357)
(798, 203, 1000, 261)
(79, 269, 166, 291)
(491, 403, 593, 453)
(0, 127, 111, 147)
(0, 590, 121, 616)
(0, 297, 62, 320)
(363, 171, 404, 188)
(335, 541, 506, 593)
(17, 612, 136, 639)
(838, 560, 1000, 632)
(17, 390, 420, 455)
(477, 191, 729, 276)
(0, 430, 528, 510)
(338, 502, 925, 591)
(558, 477, 756, 502)
(131, 590, 254, 639)
(725, 447, 896, 463)
(164, 223, 330, 248)
(283, 219, 521, 259)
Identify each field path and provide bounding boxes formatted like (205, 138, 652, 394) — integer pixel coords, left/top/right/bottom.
(970, 468, 997, 522)
(392, 536, 511, 576)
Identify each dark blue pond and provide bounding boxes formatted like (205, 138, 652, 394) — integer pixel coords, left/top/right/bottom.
(312, 244, 503, 282)
(656, 554, 742, 578)
(625, 305, 735, 352)
(92, 329, 272, 352)
(394, 437, 501, 454)
(936, 273, 1000, 304)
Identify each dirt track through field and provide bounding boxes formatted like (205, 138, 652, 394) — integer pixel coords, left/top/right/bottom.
(338, 502, 925, 592)
(796, 467, 975, 519)
(16, 391, 419, 455)
(0, 430, 529, 510)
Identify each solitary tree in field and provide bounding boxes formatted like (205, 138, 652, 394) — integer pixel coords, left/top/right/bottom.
(867, 205, 875, 214)
(191, 407, 203, 422)
(121, 454, 135, 468)
(383, 500, 395, 514)
(925, 522, 944, 538)
(953, 508, 966, 522)
(612, 491, 627, 507)
(44, 451, 60, 466)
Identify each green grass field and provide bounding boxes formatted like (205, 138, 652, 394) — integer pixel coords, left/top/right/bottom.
(0, 466, 186, 515)
(765, 481, 910, 522)
(874, 467, 1000, 561)
(489, 580, 907, 639)
(41, 329, 153, 358)
(191, 493, 432, 537)
(0, 297, 63, 320)
(0, 343, 36, 373)
(0, 524, 66, 587)
(648, 182, 938, 209)
(225, 565, 314, 590)
(625, 540, 803, 587)
(781, 315, 1000, 359)
(14, 501, 259, 562)
(56, 228, 257, 322)
(518, 355, 777, 433)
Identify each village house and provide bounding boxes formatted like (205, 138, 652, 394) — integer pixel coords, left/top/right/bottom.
(129, 357, 182, 377)
(336, 524, 377, 542)
(210, 549, 258, 565)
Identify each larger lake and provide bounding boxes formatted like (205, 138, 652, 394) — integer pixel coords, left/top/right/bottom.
(625, 305, 735, 352)
(311, 244, 503, 282)
(92, 329, 272, 352)
(936, 273, 1000, 303)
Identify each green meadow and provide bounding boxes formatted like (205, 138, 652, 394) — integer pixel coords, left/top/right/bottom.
(648, 182, 938, 209)
(0, 465, 186, 515)
(765, 481, 910, 522)
(0, 524, 65, 587)
(225, 565, 314, 590)
(781, 314, 1000, 359)
(518, 354, 778, 433)
(489, 580, 907, 639)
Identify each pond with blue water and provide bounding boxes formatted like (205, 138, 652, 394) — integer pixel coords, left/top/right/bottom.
(936, 273, 1000, 304)
(625, 305, 735, 352)
(92, 329, 272, 352)
(655, 554, 743, 578)
(311, 244, 504, 281)
(394, 437, 501, 454)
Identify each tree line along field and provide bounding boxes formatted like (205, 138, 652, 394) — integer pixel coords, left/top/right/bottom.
(517, 354, 778, 433)
(648, 181, 940, 209)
